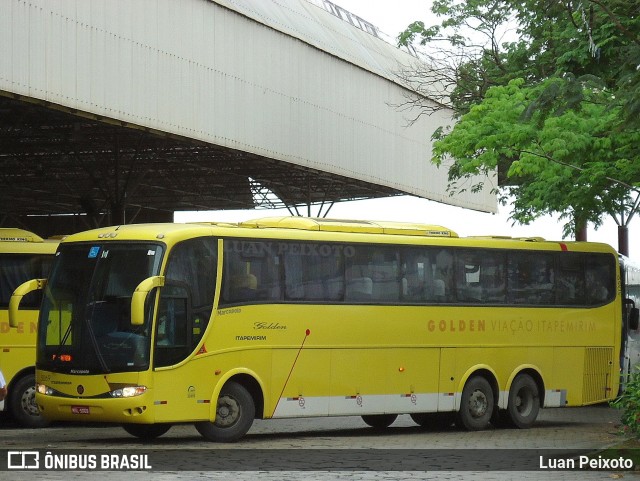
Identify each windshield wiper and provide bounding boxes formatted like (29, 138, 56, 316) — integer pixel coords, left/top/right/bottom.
(85, 301, 110, 373)
(52, 310, 74, 363)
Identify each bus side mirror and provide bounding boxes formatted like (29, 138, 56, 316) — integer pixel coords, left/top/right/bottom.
(131, 276, 165, 326)
(630, 307, 639, 331)
(8, 279, 47, 328)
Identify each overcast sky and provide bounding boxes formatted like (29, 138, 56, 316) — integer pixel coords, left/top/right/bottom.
(177, 1, 636, 255)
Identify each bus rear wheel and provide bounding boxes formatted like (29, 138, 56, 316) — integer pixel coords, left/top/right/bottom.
(361, 414, 397, 429)
(195, 381, 255, 442)
(457, 376, 494, 431)
(122, 423, 172, 439)
(506, 374, 540, 429)
(9, 373, 50, 428)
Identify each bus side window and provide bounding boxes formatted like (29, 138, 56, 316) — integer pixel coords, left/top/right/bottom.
(401, 249, 429, 303)
(585, 255, 613, 305)
(284, 252, 304, 300)
(369, 247, 400, 302)
(0, 254, 51, 309)
(455, 251, 482, 302)
(480, 252, 506, 303)
(283, 242, 344, 302)
(433, 249, 453, 302)
(222, 241, 281, 305)
(345, 245, 373, 302)
(508, 252, 554, 305)
(454, 250, 506, 303)
(557, 254, 585, 305)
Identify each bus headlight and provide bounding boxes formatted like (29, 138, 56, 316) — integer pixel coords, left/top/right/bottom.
(110, 386, 147, 398)
(36, 383, 55, 396)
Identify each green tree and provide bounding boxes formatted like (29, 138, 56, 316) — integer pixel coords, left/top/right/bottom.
(399, 0, 640, 247)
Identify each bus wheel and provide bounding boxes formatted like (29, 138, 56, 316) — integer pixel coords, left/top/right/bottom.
(195, 382, 255, 442)
(361, 414, 397, 429)
(457, 376, 494, 431)
(506, 374, 540, 429)
(410, 412, 455, 430)
(122, 423, 172, 439)
(9, 373, 50, 428)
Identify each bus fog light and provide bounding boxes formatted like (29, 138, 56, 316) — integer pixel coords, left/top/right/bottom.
(111, 386, 147, 398)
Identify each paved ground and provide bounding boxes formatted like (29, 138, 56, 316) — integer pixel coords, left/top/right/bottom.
(0, 405, 637, 480)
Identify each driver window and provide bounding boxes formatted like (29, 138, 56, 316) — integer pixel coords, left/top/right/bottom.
(154, 237, 217, 368)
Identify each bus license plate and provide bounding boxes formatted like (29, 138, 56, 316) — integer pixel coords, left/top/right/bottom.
(71, 406, 90, 415)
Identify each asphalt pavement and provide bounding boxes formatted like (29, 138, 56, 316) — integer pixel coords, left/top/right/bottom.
(0, 404, 637, 480)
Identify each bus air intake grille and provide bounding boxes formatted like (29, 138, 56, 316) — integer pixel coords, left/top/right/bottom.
(583, 347, 613, 404)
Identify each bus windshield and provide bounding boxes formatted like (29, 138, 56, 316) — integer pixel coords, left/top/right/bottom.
(37, 242, 164, 374)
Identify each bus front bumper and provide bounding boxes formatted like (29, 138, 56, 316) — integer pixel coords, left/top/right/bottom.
(35, 391, 155, 424)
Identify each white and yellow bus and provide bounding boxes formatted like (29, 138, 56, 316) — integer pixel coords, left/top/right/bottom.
(9, 217, 640, 441)
(1, 228, 59, 427)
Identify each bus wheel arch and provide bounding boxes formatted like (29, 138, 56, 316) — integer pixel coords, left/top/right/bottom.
(7, 369, 50, 428)
(196, 374, 262, 443)
(456, 369, 498, 431)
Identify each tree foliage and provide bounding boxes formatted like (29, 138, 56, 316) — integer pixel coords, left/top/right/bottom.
(399, 0, 640, 237)
(611, 366, 640, 440)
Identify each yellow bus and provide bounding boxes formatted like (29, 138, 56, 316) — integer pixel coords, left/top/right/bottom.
(9, 217, 640, 441)
(1, 228, 59, 427)
(620, 256, 640, 385)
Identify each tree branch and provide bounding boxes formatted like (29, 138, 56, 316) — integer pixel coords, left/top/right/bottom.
(520, 147, 640, 195)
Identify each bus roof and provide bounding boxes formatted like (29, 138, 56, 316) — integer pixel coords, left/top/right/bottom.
(60, 218, 459, 243)
(0, 228, 62, 254)
(239, 217, 458, 237)
(469, 235, 547, 242)
(58, 219, 617, 255)
(0, 228, 44, 243)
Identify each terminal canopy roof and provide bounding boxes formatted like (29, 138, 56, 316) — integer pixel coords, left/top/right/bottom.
(0, 95, 400, 233)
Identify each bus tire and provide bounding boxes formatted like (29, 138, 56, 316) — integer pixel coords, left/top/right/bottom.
(506, 374, 540, 429)
(8, 373, 50, 428)
(122, 423, 172, 439)
(457, 376, 494, 431)
(361, 414, 397, 429)
(410, 412, 455, 430)
(195, 381, 255, 442)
